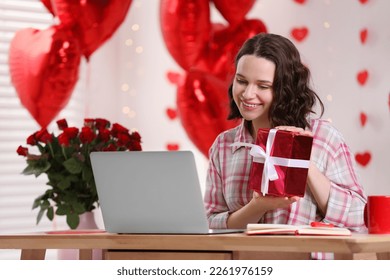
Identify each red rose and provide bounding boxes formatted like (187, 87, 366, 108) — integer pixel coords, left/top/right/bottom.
(83, 118, 95, 128)
(56, 119, 68, 130)
(17, 145, 28, 156)
(128, 141, 142, 151)
(117, 133, 131, 146)
(79, 127, 96, 144)
(95, 118, 110, 130)
(63, 127, 79, 139)
(26, 134, 37, 145)
(131, 131, 142, 142)
(98, 128, 111, 142)
(111, 123, 129, 137)
(35, 129, 53, 144)
(58, 133, 70, 146)
(102, 144, 117, 151)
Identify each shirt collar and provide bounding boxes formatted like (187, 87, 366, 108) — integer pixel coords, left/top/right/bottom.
(231, 120, 255, 154)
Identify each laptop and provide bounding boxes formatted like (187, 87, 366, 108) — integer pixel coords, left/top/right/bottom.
(90, 151, 243, 234)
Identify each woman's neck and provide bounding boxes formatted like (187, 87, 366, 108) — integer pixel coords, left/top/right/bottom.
(246, 119, 271, 140)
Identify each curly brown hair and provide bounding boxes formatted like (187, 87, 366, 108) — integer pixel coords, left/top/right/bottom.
(227, 33, 324, 129)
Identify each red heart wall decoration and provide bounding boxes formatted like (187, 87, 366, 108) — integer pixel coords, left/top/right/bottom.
(360, 28, 368, 44)
(355, 152, 372, 167)
(359, 112, 367, 127)
(357, 70, 369, 86)
(359, 0, 369, 4)
(166, 108, 178, 120)
(166, 143, 180, 151)
(293, 0, 307, 4)
(8, 25, 81, 128)
(291, 27, 309, 42)
(166, 71, 184, 86)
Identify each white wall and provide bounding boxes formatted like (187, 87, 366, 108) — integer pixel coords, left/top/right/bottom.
(86, 0, 389, 196)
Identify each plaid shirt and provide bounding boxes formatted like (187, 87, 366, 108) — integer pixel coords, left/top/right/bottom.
(204, 119, 367, 232)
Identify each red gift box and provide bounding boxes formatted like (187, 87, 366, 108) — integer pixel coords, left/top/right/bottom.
(247, 128, 313, 197)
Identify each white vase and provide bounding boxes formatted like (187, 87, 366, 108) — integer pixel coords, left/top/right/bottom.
(57, 211, 102, 260)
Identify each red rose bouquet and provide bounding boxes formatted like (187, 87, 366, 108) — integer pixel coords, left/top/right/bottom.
(17, 118, 142, 229)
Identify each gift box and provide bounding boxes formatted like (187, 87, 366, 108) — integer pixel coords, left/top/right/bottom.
(247, 128, 313, 197)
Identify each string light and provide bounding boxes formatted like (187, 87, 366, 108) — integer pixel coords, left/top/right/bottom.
(125, 39, 133, 46)
(121, 83, 129, 92)
(135, 46, 143, 54)
(323, 21, 331, 29)
(131, 24, 140, 31)
(122, 106, 136, 119)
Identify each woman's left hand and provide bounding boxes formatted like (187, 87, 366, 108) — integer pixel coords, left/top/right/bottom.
(275, 126, 312, 137)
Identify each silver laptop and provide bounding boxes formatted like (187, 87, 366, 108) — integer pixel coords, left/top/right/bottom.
(90, 151, 243, 234)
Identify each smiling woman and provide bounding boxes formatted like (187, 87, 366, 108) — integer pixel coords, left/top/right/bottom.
(204, 33, 367, 260)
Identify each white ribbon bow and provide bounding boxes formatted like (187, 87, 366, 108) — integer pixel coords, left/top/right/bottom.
(231, 129, 310, 195)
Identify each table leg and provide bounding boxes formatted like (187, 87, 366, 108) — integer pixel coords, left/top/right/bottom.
(20, 249, 46, 260)
(79, 249, 93, 260)
(376, 252, 390, 260)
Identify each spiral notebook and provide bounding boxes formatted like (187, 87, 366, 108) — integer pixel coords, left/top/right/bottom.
(90, 151, 243, 235)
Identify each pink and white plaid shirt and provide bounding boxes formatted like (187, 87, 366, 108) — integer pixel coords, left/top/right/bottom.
(204, 119, 367, 232)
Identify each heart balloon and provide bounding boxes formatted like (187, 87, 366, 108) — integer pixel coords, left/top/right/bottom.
(177, 70, 239, 157)
(198, 19, 267, 81)
(9, 25, 81, 128)
(212, 0, 256, 27)
(49, 0, 133, 60)
(160, 0, 211, 71)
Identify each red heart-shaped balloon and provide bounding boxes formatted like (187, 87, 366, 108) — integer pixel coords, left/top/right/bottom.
(360, 112, 367, 127)
(198, 19, 267, 81)
(160, 0, 211, 71)
(355, 152, 371, 167)
(177, 70, 239, 157)
(360, 28, 368, 44)
(291, 27, 309, 42)
(9, 25, 81, 128)
(357, 70, 369, 86)
(50, 0, 133, 60)
(212, 0, 256, 27)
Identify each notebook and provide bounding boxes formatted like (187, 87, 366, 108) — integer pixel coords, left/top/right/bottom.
(90, 151, 243, 234)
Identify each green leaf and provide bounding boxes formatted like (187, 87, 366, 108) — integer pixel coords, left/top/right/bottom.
(46, 207, 54, 221)
(73, 202, 86, 214)
(66, 213, 80, 229)
(36, 207, 45, 225)
(57, 179, 71, 190)
(32, 195, 44, 209)
(63, 158, 83, 174)
(82, 166, 93, 182)
(22, 160, 51, 177)
(55, 204, 69, 216)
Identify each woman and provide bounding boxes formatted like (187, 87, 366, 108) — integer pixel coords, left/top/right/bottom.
(204, 33, 366, 236)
